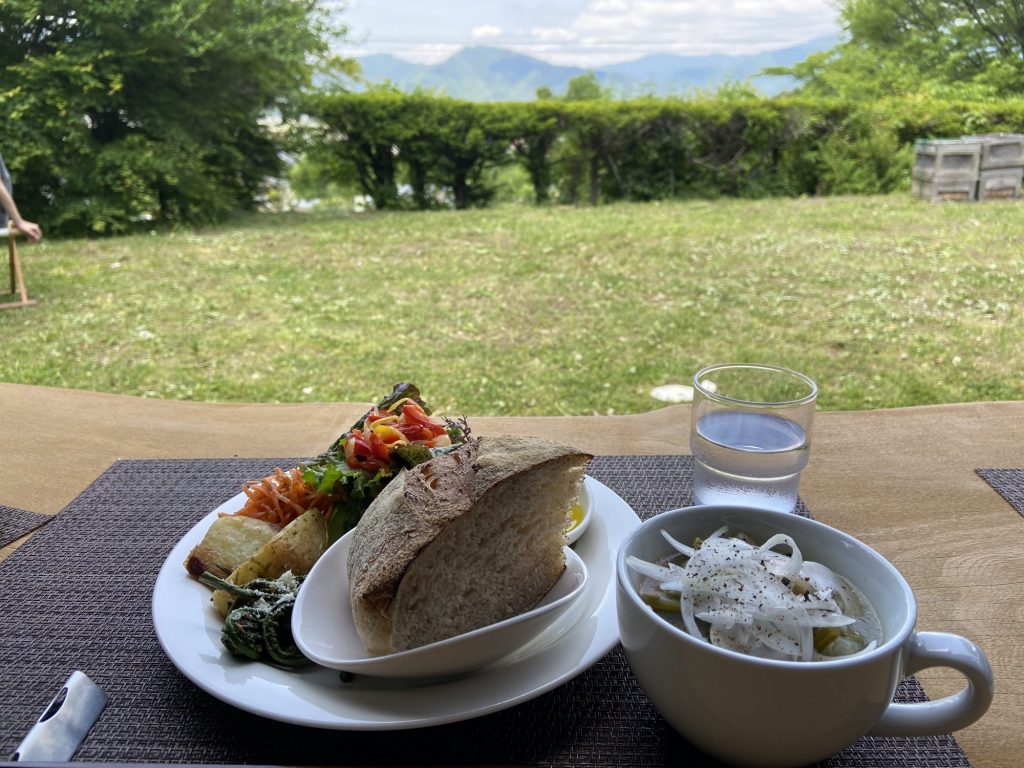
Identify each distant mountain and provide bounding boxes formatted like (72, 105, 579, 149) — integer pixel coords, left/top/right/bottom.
(354, 38, 838, 101)
(604, 37, 836, 96)
(356, 47, 599, 102)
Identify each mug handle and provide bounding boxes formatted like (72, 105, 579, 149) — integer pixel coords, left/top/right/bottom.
(868, 631, 994, 737)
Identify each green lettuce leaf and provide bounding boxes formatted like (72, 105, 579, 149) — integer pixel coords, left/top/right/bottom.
(303, 382, 470, 544)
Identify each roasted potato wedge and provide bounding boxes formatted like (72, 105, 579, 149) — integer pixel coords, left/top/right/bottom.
(184, 515, 280, 578)
(212, 508, 328, 616)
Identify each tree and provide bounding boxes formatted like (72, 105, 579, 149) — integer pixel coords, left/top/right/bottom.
(0, 1, 345, 235)
(513, 103, 562, 204)
(848, 0, 1024, 89)
(310, 89, 410, 210)
(425, 101, 518, 210)
(555, 74, 614, 204)
(308, 92, 521, 210)
(563, 73, 610, 102)
(774, 0, 1024, 100)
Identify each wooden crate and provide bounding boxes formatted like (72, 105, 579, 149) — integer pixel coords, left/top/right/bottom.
(912, 174, 976, 202)
(913, 139, 981, 180)
(977, 167, 1023, 201)
(964, 133, 1024, 170)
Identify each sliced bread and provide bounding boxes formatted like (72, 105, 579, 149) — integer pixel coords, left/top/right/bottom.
(347, 435, 592, 655)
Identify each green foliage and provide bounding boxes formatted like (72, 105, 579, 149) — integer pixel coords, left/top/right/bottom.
(303, 91, 1024, 208)
(307, 87, 409, 210)
(0, 0, 343, 235)
(430, 100, 518, 209)
(849, 0, 1024, 92)
(288, 153, 359, 207)
(562, 73, 612, 102)
(512, 102, 562, 204)
(777, 0, 1024, 101)
(307, 92, 524, 210)
(767, 46, 925, 101)
(795, 106, 912, 195)
(486, 164, 535, 205)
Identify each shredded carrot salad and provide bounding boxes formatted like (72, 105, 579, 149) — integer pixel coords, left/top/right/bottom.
(223, 398, 454, 529)
(225, 466, 337, 527)
(344, 400, 451, 472)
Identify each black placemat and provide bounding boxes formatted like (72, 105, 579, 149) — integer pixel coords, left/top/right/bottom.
(0, 456, 970, 767)
(976, 468, 1024, 518)
(0, 503, 51, 548)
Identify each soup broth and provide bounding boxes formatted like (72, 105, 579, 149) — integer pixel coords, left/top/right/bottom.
(628, 528, 883, 662)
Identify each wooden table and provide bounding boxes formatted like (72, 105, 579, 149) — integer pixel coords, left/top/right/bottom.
(1, 382, 1021, 768)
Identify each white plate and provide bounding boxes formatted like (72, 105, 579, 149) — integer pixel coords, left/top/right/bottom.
(151, 475, 641, 730)
(293, 537, 588, 678)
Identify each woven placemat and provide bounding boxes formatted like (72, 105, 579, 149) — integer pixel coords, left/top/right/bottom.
(0, 503, 52, 548)
(0, 456, 970, 767)
(976, 468, 1024, 518)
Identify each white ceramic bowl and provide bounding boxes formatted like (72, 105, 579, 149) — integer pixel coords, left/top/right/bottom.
(616, 504, 993, 768)
(566, 479, 594, 545)
(293, 533, 588, 679)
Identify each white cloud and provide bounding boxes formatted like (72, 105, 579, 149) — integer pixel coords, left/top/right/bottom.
(530, 26, 577, 42)
(509, 0, 839, 66)
(332, 0, 840, 67)
(402, 43, 463, 64)
(471, 24, 503, 39)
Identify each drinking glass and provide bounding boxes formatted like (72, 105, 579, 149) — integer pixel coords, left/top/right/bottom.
(689, 363, 817, 513)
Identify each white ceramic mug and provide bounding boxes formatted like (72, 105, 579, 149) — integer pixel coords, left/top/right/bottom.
(616, 504, 994, 768)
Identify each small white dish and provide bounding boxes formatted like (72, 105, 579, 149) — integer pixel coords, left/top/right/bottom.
(566, 481, 594, 545)
(292, 534, 588, 679)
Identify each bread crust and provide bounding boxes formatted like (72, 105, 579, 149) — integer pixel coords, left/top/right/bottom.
(347, 435, 592, 655)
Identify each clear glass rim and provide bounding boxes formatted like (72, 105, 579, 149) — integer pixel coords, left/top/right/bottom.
(693, 363, 818, 408)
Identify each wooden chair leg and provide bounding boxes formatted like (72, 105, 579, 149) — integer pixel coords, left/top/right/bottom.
(7, 231, 14, 295)
(0, 229, 36, 309)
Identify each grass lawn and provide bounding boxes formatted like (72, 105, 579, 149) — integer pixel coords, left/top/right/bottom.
(1, 193, 1021, 416)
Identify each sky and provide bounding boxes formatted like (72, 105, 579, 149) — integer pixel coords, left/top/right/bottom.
(327, 0, 842, 67)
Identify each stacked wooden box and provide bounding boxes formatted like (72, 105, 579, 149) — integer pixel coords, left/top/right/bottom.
(913, 134, 1024, 202)
(912, 139, 981, 202)
(971, 133, 1024, 201)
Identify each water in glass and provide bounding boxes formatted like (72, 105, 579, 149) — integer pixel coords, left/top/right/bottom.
(691, 410, 809, 512)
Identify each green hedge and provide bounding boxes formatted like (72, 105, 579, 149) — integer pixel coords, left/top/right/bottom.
(304, 92, 1024, 209)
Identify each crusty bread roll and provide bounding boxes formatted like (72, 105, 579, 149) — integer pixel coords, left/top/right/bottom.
(347, 436, 592, 656)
